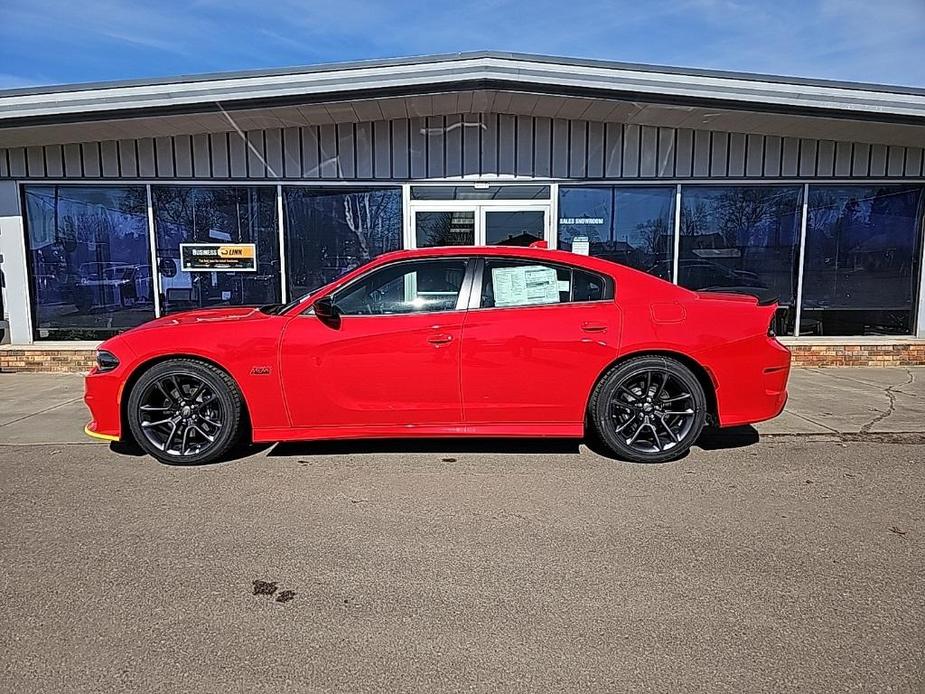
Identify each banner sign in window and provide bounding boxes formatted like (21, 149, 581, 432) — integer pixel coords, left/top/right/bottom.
(180, 243, 257, 272)
(492, 265, 561, 307)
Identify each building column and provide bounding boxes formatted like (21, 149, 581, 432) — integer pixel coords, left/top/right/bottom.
(919, 214, 925, 338)
(0, 181, 33, 344)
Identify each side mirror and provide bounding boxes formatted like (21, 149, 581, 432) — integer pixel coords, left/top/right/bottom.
(312, 296, 341, 327)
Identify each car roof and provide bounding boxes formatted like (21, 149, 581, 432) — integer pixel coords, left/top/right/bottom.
(372, 245, 623, 275)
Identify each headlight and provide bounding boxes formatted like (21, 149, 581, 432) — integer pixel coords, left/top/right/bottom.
(96, 350, 120, 372)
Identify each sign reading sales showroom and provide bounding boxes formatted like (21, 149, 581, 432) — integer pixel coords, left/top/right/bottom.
(180, 243, 257, 272)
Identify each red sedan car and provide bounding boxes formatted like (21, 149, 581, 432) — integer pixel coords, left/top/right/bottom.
(84, 245, 790, 464)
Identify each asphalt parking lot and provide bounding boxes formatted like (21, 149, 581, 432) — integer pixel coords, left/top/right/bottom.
(1, 370, 924, 692)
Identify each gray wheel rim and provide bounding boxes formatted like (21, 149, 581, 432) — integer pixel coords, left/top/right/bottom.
(137, 373, 225, 457)
(607, 369, 696, 455)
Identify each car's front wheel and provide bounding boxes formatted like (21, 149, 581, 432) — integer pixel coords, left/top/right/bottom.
(589, 355, 707, 463)
(126, 358, 243, 465)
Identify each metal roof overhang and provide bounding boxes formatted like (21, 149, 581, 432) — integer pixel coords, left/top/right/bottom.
(1, 52, 923, 149)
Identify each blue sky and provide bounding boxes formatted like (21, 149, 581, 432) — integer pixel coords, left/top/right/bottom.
(1, 0, 924, 90)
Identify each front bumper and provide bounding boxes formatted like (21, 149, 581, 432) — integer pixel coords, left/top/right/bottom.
(84, 365, 125, 441)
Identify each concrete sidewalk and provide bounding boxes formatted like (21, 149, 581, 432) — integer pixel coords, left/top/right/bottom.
(0, 368, 923, 446)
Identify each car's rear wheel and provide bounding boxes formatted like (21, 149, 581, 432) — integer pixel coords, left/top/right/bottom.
(127, 359, 243, 465)
(589, 356, 707, 463)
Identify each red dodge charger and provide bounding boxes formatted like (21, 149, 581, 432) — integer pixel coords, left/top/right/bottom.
(84, 245, 790, 464)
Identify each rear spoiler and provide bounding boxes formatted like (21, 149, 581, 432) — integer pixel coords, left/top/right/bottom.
(696, 286, 778, 307)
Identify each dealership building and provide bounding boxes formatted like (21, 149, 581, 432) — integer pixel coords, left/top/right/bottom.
(0, 51, 924, 369)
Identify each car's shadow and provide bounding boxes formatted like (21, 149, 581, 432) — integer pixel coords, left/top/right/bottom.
(269, 425, 760, 462)
(112, 425, 760, 466)
(269, 437, 582, 457)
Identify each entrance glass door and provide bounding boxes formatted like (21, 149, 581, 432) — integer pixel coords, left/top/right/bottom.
(414, 210, 476, 247)
(411, 205, 550, 248)
(483, 207, 548, 246)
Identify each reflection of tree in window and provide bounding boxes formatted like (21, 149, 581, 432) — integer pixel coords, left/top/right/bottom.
(801, 185, 924, 335)
(557, 186, 674, 280)
(153, 186, 279, 312)
(284, 188, 402, 297)
(416, 212, 474, 247)
(23, 185, 154, 339)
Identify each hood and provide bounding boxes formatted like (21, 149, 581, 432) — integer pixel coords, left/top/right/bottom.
(129, 305, 271, 332)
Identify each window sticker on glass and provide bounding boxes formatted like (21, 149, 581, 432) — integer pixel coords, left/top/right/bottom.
(492, 265, 561, 307)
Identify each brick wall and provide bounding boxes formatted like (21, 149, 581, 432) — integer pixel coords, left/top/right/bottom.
(1, 343, 924, 373)
(0, 349, 96, 373)
(788, 342, 925, 367)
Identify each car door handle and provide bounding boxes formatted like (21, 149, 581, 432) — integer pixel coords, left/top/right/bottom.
(427, 334, 454, 345)
(581, 322, 608, 333)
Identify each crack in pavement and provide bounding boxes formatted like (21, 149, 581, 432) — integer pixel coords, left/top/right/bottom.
(783, 410, 842, 434)
(802, 367, 921, 398)
(860, 368, 915, 434)
(0, 396, 85, 429)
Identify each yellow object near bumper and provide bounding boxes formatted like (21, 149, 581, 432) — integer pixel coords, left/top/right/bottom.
(83, 424, 119, 442)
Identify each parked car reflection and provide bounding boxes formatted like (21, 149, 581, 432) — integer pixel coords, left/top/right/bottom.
(73, 262, 152, 313)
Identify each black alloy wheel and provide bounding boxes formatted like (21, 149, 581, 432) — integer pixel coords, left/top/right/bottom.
(127, 359, 243, 465)
(590, 356, 707, 463)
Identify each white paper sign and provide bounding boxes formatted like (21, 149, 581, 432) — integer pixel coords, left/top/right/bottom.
(571, 236, 590, 255)
(492, 266, 560, 307)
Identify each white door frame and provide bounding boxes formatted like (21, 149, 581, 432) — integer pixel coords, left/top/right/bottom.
(408, 200, 552, 248)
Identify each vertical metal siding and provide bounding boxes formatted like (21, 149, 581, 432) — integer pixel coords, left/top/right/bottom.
(100, 140, 120, 177)
(374, 120, 391, 179)
(692, 130, 710, 177)
(674, 128, 692, 178)
(264, 129, 284, 179)
(622, 124, 640, 178)
(2, 113, 923, 182)
(45, 145, 64, 178)
(173, 135, 193, 178)
(550, 118, 569, 178)
(282, 127, 300, 178)
(604, 122, 623, 178)
(137, 138, 156, 178)
(392, 119, 411, 179)
(639, 126, 658, 178)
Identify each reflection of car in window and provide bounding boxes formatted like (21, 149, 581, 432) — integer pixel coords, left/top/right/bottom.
(648, 259, 776, 304)
(74, 262, 150, 313)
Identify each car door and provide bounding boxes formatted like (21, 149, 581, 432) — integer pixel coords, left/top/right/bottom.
(460, 258, 622, 427)
(279, 257, 472, 430)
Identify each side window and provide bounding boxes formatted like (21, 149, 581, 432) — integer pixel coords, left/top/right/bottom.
(332, 259, 468, 315)
(572, 268, 607, 302)
(480, 260, 610, 308)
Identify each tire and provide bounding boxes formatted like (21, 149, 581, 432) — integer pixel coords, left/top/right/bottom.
(126, 358, 244, 465)
(589, 355, 707, 463)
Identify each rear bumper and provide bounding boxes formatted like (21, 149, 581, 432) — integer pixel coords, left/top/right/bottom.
(84, 366, 124, 441)
(698, 336, 791, 428)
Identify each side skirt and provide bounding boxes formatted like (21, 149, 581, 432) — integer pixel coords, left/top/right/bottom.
(252, 423, 584, 443)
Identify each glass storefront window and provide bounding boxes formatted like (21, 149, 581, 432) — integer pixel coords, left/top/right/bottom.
(679, 186, 803, 335)
(801, 185, 924, 336)
(153, 186, 280, 314)
(284, 187, 402, 298)
(558, 186, 675, 280)
(23, 185, 154, 340)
